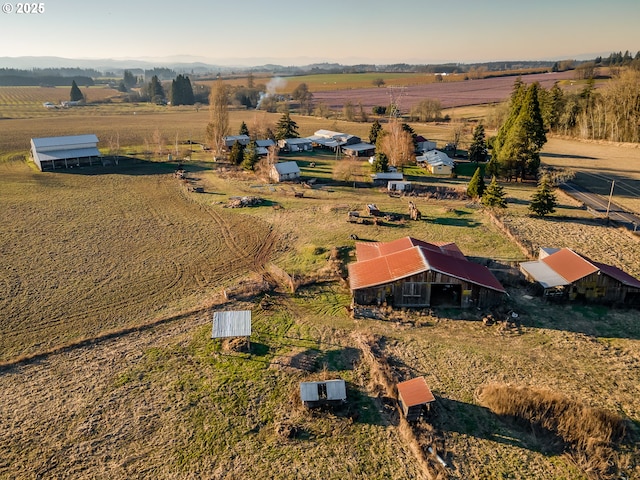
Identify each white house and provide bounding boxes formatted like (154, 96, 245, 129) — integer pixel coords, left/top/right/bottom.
(271, 161, 301, 182)
(31, 134, 101, 171)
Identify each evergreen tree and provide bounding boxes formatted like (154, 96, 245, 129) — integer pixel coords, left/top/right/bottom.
(241, 141, 258, 170)
(493, 81, 546, 180)
(170, 74, 194, 106)
(274, 112, 299, 140)
(229, 140, 245, 165)
(146, 75, 165, 104)
(123, 70, 137, 89)
(529, 175, 557, 216)
(69, 80, 84, 102)
(468, 124, 488, 163)
(368, 119, 383, 144)
(371, 151, 389, 173)
(481, 176, 507, 208)
(239, 121, 249, 136)
(467, 167, 486, 199)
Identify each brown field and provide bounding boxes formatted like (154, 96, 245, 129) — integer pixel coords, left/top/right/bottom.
(311, 71, 575, 111)
(1, 96, 639, 479)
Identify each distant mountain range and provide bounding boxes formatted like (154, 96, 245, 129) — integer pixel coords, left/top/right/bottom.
(0, 54, 605, 76)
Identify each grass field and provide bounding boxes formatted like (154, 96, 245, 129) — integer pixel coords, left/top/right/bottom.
(1, 145, 639, 479)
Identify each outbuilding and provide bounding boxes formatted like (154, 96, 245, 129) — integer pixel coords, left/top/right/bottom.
(348, 236, 506, 308)
(270, 161, 301, 182)
(397, 376, 435, 421)
(416, 150, 454, 175)
(342, 142, 376, 157)
(300, 379, 347, 408)
(31, 134, 101, 171)
(277, 138, 313, 152)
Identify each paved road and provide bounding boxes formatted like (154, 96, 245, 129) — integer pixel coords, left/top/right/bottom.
(560, 181, 640, 232)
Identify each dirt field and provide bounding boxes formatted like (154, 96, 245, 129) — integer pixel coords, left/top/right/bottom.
(312, 71, 575, 111)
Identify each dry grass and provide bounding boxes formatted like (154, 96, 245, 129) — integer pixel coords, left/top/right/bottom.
(477, 382, 632, 479)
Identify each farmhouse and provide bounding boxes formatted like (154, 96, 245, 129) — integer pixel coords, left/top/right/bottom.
(30, 134, 101, 171)
(270, 161, 301, 182)
(520, 248, 640, 305)
(416, 150, 454, 175)
(348, 237, 506, 308)
(277, 137, 313, 152)
(397, 376, 435, 421)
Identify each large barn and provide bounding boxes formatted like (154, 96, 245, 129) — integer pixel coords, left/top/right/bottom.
(31, 134, 101, 171)
(520, 248, 640, 305)
(348, 237, 506, 309)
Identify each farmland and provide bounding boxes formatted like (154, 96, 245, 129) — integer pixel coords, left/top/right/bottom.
(1, 79, 639, 479)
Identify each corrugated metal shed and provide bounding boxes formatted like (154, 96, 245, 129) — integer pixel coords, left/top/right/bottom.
(31, 134, 99, 149)
(300, 379, 347, 403)
(520, 260, 570, 288)
(594, 262, 640, 288)
(397, 377, 435, 408)
(274, 161, 300, 176)
(211, 310, 252, 338)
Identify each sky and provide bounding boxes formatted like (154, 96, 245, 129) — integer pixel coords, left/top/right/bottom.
(1, 0, 639, 65)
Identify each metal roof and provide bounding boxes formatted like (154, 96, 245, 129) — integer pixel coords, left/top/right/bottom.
(372, 172, 404, 181)
(342, 142, 375, 152)
(282, 137, 312, 145)
(416, 150, 454, 167)
(397, 377, 435, 407)
(520, 260, 570, 288)
(34, 147, 101, 162)
(300, 379, 347, 402)
(348, 237, 505, 292)
(31, 134, 99, 149)
(593, 262, 640, 289)
(541, 248, 598, 283)
(211, 310, 251, 338)
(273, 161, 300, 175)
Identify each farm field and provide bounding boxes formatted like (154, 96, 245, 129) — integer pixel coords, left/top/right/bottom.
(1, 143, 639, 479)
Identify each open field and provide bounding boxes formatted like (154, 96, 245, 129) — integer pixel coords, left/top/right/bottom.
(311, 71, 575, 111)
(1, 141, 639, 478)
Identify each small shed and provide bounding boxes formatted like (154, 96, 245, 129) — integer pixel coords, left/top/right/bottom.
(271, 161, 301, 182)
(211, 310, 252, 339)
(342, 142, 376, 157)
(255, 139, 276, 155)
(387, 181, 412, 192)
(397, 376, 435, 421)
(372, 172, 403, 186)
(300, 379, 347, 408)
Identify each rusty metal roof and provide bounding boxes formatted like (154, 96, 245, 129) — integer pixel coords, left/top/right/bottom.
(397, 377, 435, 407)
(541, 248, 598, 283)
(348, 237, 505, 292)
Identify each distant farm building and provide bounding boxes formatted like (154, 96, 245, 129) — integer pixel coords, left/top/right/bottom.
(255, 139, 276, 155)
(307, 130, 361, 151)
(278, 138, 313, 152)
(397, 377, 435, 421)
(270, 161, 301, 182)
(371, 172, 404, 186)
(414, 136, 437, 153)
(300, 379, 347, 408)
(348, 237, 506, 308)
(342, 142, 376, 157)
(30, 134, 101, 172)
(388, 180, 412, 192)
(223, 135, 251, 149)
(520, 248, 640, 305)
(416, 150, 454, 175)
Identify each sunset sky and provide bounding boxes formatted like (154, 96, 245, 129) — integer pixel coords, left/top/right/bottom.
(1, 0, 639, 65)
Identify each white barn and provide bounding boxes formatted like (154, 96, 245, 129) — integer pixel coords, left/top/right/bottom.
(270, 161, 301, 182)
(31, 134, 101, 171)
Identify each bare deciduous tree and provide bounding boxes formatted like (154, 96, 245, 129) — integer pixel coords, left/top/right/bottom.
(206, 79, 230, 159)
(379, 120, 415, 168)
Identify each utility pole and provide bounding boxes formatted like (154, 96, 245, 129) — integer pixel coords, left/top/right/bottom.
(605, 180, 615, 217)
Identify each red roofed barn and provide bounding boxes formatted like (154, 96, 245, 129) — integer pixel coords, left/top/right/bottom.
(520, 248, 640, 305)
(348, 237, 506, 308)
